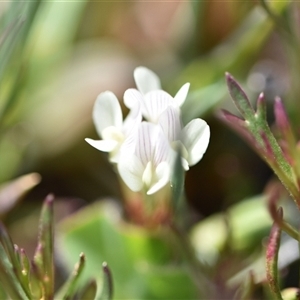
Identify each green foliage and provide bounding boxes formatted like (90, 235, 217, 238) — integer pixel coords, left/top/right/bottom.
(58, 201, 199, 299)
(1, 1, 300, 299)
(0, 196, 113, 300)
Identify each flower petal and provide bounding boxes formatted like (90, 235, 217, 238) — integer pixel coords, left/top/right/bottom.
(158, 105, 182, 142)
(118, 154, 144, 192)
(122, 89, 142, 136)
(144, 90, 174, 122)
(134, 66, 161, 94)
(93, 91, 123, 137)
(85, 138, 118, 152)
(181, 119, 210, 166)
(123, 88, 143, 110)
(135, 122, 155, 166)
(174, 83, 190, 107)
(152, 125, 170, 166)
(147, 161, 170, 195)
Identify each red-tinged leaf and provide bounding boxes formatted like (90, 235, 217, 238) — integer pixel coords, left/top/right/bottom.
(55, 252, 86, 300)
(274, 97, 297, 159)
(32, 195, 55, 300)
(30, 261, 43, 299)
(265, 183, 299, 241)
(19, 248, 31, 298)
(225, 73, 255, 121)
(37, 194, 54, 299)
(261, 132, 275, 161)
(220, 109, 258, 149)
(0, 222, 18, 268)
(266, 207, 283, 300)
(274, 97, 291, 134)
(99, 262, 113, 300)
(0, 243, 27, 300)
(255, 93, 266, 120)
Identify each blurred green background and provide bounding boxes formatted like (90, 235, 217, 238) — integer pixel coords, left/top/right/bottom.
(0, 0, 299, 298)
(2, 1, 293, 212)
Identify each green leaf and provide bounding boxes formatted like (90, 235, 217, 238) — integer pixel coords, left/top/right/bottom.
(226, 73, 255, 122)
(170, 149, 185, 214)
(79, 280, 97, 300)
(224, 74, 300, 210)
(190, 195, 272, 265)
(0, 242, 29, 300)
(98, 262, 113, 300)
(57, 201, 198, 299)
(55, 253, 86, 300)
(35, 194, 54, 299)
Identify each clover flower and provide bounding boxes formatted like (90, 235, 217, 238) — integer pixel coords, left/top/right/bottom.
(85, 90, 141, 163)
(118, 122, 172, 195)
(86, 66, 210, 195)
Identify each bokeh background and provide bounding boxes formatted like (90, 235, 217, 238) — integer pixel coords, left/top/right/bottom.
(0, 0, 299, 286)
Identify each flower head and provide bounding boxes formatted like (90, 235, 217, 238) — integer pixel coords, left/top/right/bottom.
(86, 66, 210, 195)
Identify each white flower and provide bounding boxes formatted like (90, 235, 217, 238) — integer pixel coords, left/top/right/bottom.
(124, 81, 210, 170)
(124, 67, 190, 123)
(85, 66, 210, 195)
(85, 91, 141, 163)
(117, 122, 172, 195)
(158, 105, 210, 170)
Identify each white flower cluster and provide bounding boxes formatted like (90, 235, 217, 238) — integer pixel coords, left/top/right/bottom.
(86, 67, 210, 195)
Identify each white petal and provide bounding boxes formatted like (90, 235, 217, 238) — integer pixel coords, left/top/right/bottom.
(147, 161, 170, 195)
(158, 106, 182, 142)
(85, 138, 118, 152)
(144, 90, 173, 122)
(123, 89, 143, 110)
(174, 83, 190, 107)
(122, 89, 142, 136)
(101, 126, 124, 143)
(118, 154, 144, 192)
(142, 161, 153, 188)
(134, 66, 161, 94)
(135, 122, 156, 166)
(152, 125, 170, 166)
(181, 119, 210, 166)
(93, 91, 123, 137)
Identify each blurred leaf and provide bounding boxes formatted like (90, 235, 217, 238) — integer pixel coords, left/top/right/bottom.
(181, 80, 226, 124)
(56, 253, 86, 300)
(181, 2, 291, 88)
(170, 149, 185, 213)
(28, 1, 87, 59)
(79, 279, 97, 300)
(190, 195, 272, 265)
(0, 239, 28, 299)
(178, 2, 291, 122)
(98, 262, 113, 300)
(57, 201, 198, 299)
(36, 194, 54, 299)
(0, 172, 41, 217)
